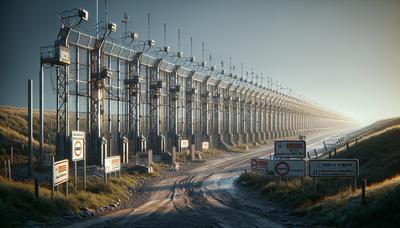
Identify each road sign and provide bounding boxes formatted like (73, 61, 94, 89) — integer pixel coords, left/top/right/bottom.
(71, 131, 85, 161)
(250, 158, 272, 174)
(181, 139, 189, 149)
(53, 159, 69, 186)
(274, 140, 306, 158)
(274, 160, 306, 177)
(105, 156, 121, 174)
(202, 141, 209, 150)
(309, 159, 359, 177)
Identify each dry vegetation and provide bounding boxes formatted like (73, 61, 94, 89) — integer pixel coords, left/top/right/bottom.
(0, 106, 56, 164)
(237, 119, 400, 227)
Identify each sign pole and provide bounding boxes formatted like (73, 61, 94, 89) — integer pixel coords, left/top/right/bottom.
(74, 161, 77, 192)
(352, 177, 357, 192)
(84, 149, 87, 190)
(51, 156, 54, 200)
(65, 180, 68, 198)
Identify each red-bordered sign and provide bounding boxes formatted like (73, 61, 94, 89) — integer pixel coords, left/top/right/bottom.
(274, 160, 305, 177)
(275, 161, 290, 176)
(53, 159, 69, 186)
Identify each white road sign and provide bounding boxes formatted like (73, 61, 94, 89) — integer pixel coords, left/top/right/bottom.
(181, 139, 189, 148)
(250, 158, 274, 175)
(71, 131, 85, 161)
(53, 159, 69, 186)
(202, 142, 209, 150)
(309, 159, 359, 177)
(274, 140, 306, 158)
(274, 160, 306, 177)
(105, 156, 121, 174)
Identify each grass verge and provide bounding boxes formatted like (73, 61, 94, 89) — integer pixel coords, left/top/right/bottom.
(0, 170, 157, 227)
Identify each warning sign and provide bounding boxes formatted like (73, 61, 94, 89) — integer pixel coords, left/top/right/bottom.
(71, 131, 85, 161)
(202, 142, 209, 150)
(181, 140, 189, 148)
(53, 159, 69, 186)
(105, 156, 121, 174)
(275, 140, 306, 158)
(274, 160, 305, 177)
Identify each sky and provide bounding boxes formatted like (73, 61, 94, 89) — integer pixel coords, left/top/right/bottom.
(0, 0, 399, 126)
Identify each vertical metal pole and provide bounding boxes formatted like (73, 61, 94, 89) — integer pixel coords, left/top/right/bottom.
(40, 64, 44, 166)
(96, 0, 99, 39)
(10, 146, 13, 165)
(51, 156, 54, 200)
(361, 179, 366, 205)
(74, 161, 77, 192)
(65, 180, 69, 198)
(28, 79, 33, 177)
(7, 160, 11, 180)
(35, 178, 39, 198)
(84, 147, 87, 190)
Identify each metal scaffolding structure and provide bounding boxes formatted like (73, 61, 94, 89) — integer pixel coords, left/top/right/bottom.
(39, 12, 354, 165)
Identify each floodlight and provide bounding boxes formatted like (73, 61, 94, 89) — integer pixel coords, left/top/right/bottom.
(190, 56, 196, 62)
(164, 46, 170, 52)
(201, 61, 206, 67)
(130, 32, 139, 40)
(78, 8, 89, 21)
(211, 66, 216, 71)
(177, 51, 183, 58)
(147, 40, 155, 47)
(108, 23, 117, 32)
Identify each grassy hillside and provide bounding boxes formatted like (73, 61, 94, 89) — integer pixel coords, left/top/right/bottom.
(335, 124, 400, 184)
(0, 106, 56, 164)
(237, 118, 400, 227)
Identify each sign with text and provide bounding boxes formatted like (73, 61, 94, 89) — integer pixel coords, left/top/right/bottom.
(274, 140, 306, 158)
(105, 156, 121, 174)
(309, 159, 359, 177)
(250, 158, 273, 174)
(53, 159, 69, 186)
(202, 142, 209, 150)
(274, 160, 306, 177)
(181, 139, 189, 149)
(71, 131, 85, 161)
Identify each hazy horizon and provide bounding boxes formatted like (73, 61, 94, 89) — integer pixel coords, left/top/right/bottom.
(0, 0, 399, 126)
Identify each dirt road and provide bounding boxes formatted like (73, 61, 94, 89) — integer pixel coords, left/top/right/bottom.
(69, 130, 347, 228)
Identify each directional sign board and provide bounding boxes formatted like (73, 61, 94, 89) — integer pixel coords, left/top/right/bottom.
(105, 156, 121, 174)
(71, 131, 85, 161)
(274, 160, 306, 177)
(53, 159, 69, 186)
(274, 140, 306, 158)
(250, 158, 274, 175)
(309, 159, 359, 178)
(181, 139, 189, 149)
(202, 142, 209, 150)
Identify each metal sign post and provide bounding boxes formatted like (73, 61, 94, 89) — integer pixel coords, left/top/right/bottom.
(274, 140, 306, 159)
(71, 131, 86, 192)
(52, 156, 69, 199)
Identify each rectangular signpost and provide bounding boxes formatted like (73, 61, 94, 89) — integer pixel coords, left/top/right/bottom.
(181, 140, 189, 149)
(52, 158, 69, 199)
(274, 160, 306, 177)
(274, 140, 306, 158)
(202, 142, 209, 150)
(309, 159, 359, 192)
(104, 156, 121, 183)
(309, 159, 359, 178)
(71, 131, 86, 192)
(250, 158, 274, 175)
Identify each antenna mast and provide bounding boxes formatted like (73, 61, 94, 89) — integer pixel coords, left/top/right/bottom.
(178, 29, 181, 52)
(190, 37, 193, 57)
(163, 23, 167, 47)
(147, 13, 150, 40)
